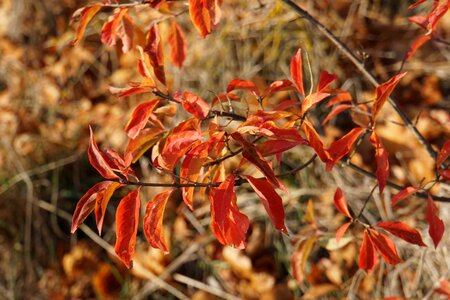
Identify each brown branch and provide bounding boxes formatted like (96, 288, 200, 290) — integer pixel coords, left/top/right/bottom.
(282, 0, 438, 160)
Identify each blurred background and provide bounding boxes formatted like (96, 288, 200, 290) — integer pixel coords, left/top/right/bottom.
(0, 0, 449, 299)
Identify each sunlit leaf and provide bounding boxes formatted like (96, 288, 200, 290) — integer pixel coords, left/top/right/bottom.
(71, 5, 102, 46)
(391, 186, 419, 206)
(145, 24, 165, 85)
(95, 181, 121, 235)
(368, 229, 401, 265)
(88, 126, 119, 179)
(100, 8, 129, 47)
(169, 21, 187, 68)
(333, 187, 352, 219)
(115, 189, 141, 268)
(182, 91, 210, 119)
(336, 222, 352, 243)
(144, 189, 173, 253)
(372, 73, 406, 121)
(326, 127, 365, 171)
(125, 100, 160, 139)
(290, 48, 305, 97)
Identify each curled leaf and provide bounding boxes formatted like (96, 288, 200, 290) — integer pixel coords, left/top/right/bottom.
(88, 126, 119, 180)
(290, 48, 305, 97)
(372, 73, 406, 121)
(333, 187, 352, 219)
(71, 5, 102, 46)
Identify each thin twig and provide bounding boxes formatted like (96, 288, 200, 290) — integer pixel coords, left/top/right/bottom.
(173, 273, 240, 300)
(281, 0, 437, 160)
(357, 184, 378, 219)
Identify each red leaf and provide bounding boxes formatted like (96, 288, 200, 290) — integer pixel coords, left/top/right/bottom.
(440, 169, 450, 181)
(169, 21, 187, 68)
(256, 139, 304, 157)
(181, 132, 225, 209)
(182, 91, 210, 119)
(370, 132, 389, 193)
(95, 181, 121, 235)
(322, 104, 354, 125)
(372, 73, 406, 121)
(115, 189, 141, 268)
(409, 15, 429, 29)
(317, 70, 337, 92)
(301, 92, 330, 115)
(274, 100, 301, 111)
(290, 49, 305, 97)
(156, 130, 201, 170)
(145, 24, 165, 85)
(100, 8, 128, 47)
(334, 187, 352, 219)
(71, 181, 115, 233)
(359, 230, 379, 272)
(125, 100, 160, 139)
(88, 126, 119, 179)
(143, 190, 173, 253)
(189, 0, 211, 38)
(391, 186, 419, 206)
(125, 128, 164, 163)
(369, 229, 401, 265)
(210, 175, 249, 248)
(427, 193, 445, 248)
(245, 175, 287, 233)
(376, 221, 426, 247)
(336, 222, 352, 243)
(302, 120, 332, 163)
(226, 79, 260, 97)
(71, 5, 102, 46)
(325, 90, 353, 107)
(435, 279, 450, 297)
(326, 127, 365, 171)
(262, 80, 294, 97)
(427, 2, 449, 33)
(437, 140, 450, 167)
(118, 12, 134, 52)
(231, 132, 286, 191)
(406, 35, 431, 61)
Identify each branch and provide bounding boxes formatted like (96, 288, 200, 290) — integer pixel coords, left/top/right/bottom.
(282, 0, 437, 160)
(347, 162, 450, 203)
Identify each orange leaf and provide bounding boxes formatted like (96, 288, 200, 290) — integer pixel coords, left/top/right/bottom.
(156, 130, 201, 170)
(100, 8, 129, 47)
(95, 182, 121, 235)
(325, 90, 352, 107)
(169, 21, 187, 68)
(118, 12, 134, 52)
(376, 221, 426, 247)
(391, 186, 419, 206)
(144, 24, 165, 85)
(143, 190, 173, 253)
(372, 73, 406, 121)
(226, 79, 260, 97)
(427, 193, 445, 248)
(71, 181, 116, 233)
(256, 139, 305, 157)
(125, 100, 160, 139)
(302, 120, 332, 163)
(406, 35, 431, 61)
(336, 222, 352, 243)
(369, 229, 401, 265)
(435, 279, 450, 297)
(189, 0, 211, 38)
(334, 187, 352, 219)
(125, 128, 164, 163)
(182, 91, 210, 119)
(359, 230, 379, 272)
(437, 140, 450, 167)
(71, 5, 102, 46)
(370, 132, 389, 193)
(326, 127, 365, 171)
(301, 92, 330, 115)
(245, 175, 287, 233)
(210, 175, 249, 248)
(290, 48, 305, 97)
(115, 189, 141, 268)
(231, 132, 286, 191)
(88, 126, 119, 179)
(262, 80, 294, 97)
(322, 104, 354, 125)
